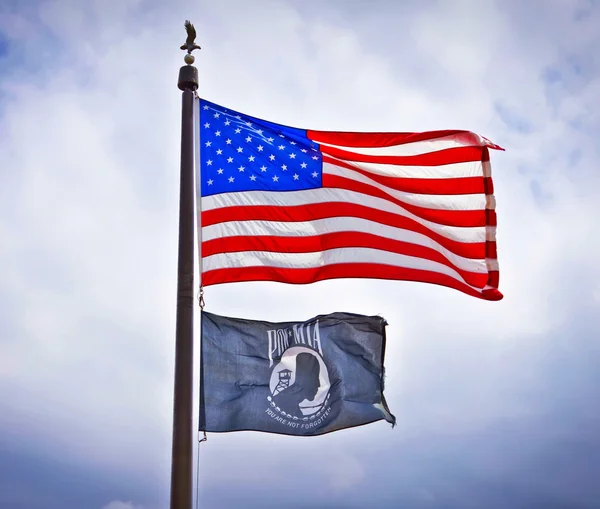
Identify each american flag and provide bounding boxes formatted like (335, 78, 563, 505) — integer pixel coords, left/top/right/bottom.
(198, 98, 503, 301)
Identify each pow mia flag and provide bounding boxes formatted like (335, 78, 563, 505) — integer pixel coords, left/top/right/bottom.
(199, 311, 396, 436)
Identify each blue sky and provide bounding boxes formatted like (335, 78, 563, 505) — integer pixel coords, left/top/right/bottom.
(1, 0, 600, 508)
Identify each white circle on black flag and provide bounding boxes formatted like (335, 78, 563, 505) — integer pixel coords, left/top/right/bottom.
(269, 346, 331, 417)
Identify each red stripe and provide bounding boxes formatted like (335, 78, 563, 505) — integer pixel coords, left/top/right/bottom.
(202, 264, 503, 301)
(482, 287, 502, 299)
(318, 145, 485, 166)
(483, 176, 494, 195)
(482, 147, 490, 162)
(488, 270, 499, 288)
(307, 129, 503, 150)
(202, 203, 486, 259)
(324, 174, 486, 227)
(202, 232, 489, 288)
(486, 209, 497, 227)
(308, 129, 468, 147)
(322, 155, 485, 195)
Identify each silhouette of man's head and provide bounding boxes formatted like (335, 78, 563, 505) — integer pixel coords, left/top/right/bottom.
(294, 353, 320, 400)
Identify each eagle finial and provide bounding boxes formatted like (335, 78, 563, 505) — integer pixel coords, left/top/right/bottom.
(180, 20, 201, 55)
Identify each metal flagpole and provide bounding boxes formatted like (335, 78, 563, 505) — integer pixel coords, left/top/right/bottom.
(170, 20, 200, 509)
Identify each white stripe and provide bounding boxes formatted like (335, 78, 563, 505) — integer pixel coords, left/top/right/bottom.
(486, 258, 500, 271)
(324, 163, 485, 210)
(202, 216, 488, 273)
(203, 248, 478, 289)
(202, 188, 487, 244)
(313, 132, 491, 157)
(325, 155, 484, 180)
(482, 160, 492, 178)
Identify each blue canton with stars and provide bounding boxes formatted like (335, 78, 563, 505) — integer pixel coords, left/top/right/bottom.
(199, 99, 323, 197)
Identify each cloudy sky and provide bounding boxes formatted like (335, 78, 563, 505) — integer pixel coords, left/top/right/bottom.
(1, 0, 600, 508)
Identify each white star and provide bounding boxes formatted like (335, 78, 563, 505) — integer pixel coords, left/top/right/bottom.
(257, 129, 263, 135)
(227, 157, 233, 163)
(279, 134, 285, 138)
(235, 128, 241, 134)
(248, 155, 255, 162)
(278, 145, 285, 150)
(235, 115, 242, 119)
(207, 179, 214, 185)
(269, 155, 275, 161)
(289, 153, 296, 159)
(301, 149, 307, 153)
(217, 168, 224, 174)
(204, 122, 210, 128)
(203, 105, 209, 110)
(206, 160, 213, 166)
(311, 172, 318, 178)
(300, 162, 307, 168)
(224, 119, 231, 126)
(260, 165, 267, 172)
(272, 175, 279, 182)
(290, 141, 296, 145)
(228, 176, 235, 183)
(245, 121, 253, 127)
(257, 145, 264, 152)
(226, 139, 232, 145)
(215, 130, 221, 136)
(267, 137, 274, 142)
(312, 156, 318, 160)
(238, 165, 245, 172)
(245, 136, 252, 142)
(249, 175, 257, 181)
(205, 141, 212, 147)
(281, 164, 287, 170)
(216, 149, 223, 155)
(293, 174, 299, 180)
(237, 147, 243, 153)
(214, 112, 220, 118)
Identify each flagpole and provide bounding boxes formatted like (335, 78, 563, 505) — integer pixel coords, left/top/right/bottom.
(170, 21, 200, 509)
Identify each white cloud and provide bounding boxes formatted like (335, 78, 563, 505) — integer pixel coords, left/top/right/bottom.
(102, 501, 143, 509)
(322, 453, 366, 494)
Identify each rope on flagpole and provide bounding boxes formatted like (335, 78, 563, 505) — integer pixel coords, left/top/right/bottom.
(194, 431, 207, 509)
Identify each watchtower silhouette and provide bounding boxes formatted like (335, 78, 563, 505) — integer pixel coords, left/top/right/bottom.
(273, 369, 292, 396)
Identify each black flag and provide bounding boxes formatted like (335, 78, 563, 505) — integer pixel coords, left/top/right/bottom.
(199, 311, 395, 436)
